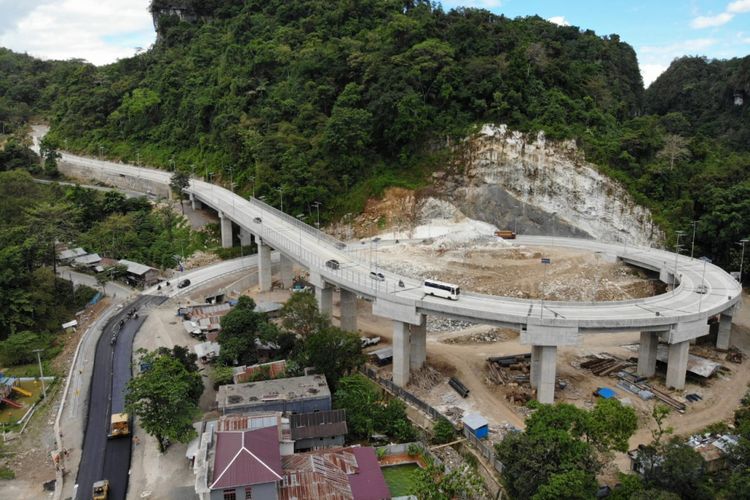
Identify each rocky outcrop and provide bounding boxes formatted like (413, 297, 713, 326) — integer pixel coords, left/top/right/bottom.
(434, 125, 664, 247)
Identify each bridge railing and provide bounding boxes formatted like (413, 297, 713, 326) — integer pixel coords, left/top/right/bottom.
(247, 197, 345, 250)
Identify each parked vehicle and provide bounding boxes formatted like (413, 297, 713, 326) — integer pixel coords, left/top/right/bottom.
(495, 230, 516, 239)
(361, 336, 381, 347)
(423, 279, 460, 300)
(92, 479, 110, 500)
(177, 279, 191, 288)
(253, 217, 262, 223)
(369, 271, 385, 281)
(325, 259, 340, 270)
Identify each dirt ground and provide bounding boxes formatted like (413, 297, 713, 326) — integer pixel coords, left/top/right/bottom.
(0, 299, 112, 498)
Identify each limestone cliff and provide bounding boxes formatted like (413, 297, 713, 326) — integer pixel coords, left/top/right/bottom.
(433, 125, 664, 247)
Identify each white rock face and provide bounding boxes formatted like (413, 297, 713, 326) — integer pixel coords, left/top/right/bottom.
(450, 124, 664, 247)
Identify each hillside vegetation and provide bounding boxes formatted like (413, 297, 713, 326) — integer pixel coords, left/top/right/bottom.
(0, 1, 749, 267)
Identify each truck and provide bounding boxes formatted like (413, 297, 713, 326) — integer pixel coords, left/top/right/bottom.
(92, 479, 109, 500)
(108, 412, 130, 438)
(495, 230, 516, 239)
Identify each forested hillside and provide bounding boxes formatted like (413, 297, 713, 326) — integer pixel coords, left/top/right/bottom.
(0, 0, 749, 267)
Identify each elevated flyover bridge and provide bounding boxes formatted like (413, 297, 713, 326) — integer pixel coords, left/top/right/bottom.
(52, 150, 742, 404)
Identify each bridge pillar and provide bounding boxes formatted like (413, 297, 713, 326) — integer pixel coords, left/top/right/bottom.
(409, 314, 427, 371)
(189, 193, 202, 210)
(279, 254, 294, 289)
(316, 284, 333, 317)
(219, 212, 233, 249)
(258, 240, 272, 292)
(521, 324, 578, 403)
(393, 321, 411, 386)
(530, 345, 542, 388)
(637, 331, 659, 377)
(339, 289, 357, 332)
(536, 345, 558, 404)
(239, 228, 253, 247)
(666, 340, 689, 390)
(717, 312, 733, 350)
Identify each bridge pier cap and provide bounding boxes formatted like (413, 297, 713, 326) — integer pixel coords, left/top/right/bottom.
(521, 324, 580, 346)
(372, 298, 423, 326)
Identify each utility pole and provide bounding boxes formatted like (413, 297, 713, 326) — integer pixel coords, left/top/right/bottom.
(277, 187, 284, 213)
(673, 231, 685, 294)
(540, 257, 551, 318)
(32, 349, 47, 399)
(229, 166, 234, 192)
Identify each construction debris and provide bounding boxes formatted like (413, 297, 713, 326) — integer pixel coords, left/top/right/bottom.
(444, 328, 509, 344)
(614, 371, 686, 412)
(408, 365, 444, 391)
(727, 347, 744, 364)
(580, 354, 634, 377)
(486, 354, 531, 385)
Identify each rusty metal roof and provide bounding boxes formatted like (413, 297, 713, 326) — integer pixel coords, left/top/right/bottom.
(290, 409, 348, 441)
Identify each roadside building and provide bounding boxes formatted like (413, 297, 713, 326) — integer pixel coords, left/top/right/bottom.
(217, 375, 331, 415)
(73, 253, 102, 268)
(290, 409, 348, 452)
(233, 360, 288, 384)
(58, 247, 87, 263)
(118, 259, 160, 287)
(462, 413, 489, 439)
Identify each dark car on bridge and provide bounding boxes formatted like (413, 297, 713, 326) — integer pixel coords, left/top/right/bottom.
(325, 259, 340, 270)
(177, 279, 191, 288)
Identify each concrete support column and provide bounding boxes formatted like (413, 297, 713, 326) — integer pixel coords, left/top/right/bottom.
(189, 193, 202, 210)
(239, 228, 253, 247)
(279, 254, 294, 289)
(637, 331, 659, 377)
(258, 240, 272, 292)
(339, 289, 357, 332)
(393, 321, 411, 387)
(219, 212, 233, 249)
(409, 315, 427, 371)
(530, 345, 543, 388)
(537, 345, 558, 404)
(666, 341, 690, 390)
(316, 285, 333, 318)
(717, 313, 733, 350)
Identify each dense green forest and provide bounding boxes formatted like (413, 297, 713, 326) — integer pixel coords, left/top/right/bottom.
(0, 165, 202, 344)
(0, 0, 749, 268)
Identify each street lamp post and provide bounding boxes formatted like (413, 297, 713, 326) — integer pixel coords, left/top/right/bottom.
(229, 166, 234, 192)
(277, 188, 284, 213)
(32, 349, 46, 399)
(169, 157, 175, 172)
(98, 145, 103, 160)
(248, 176, 255, 198)
(690, 220, 698, 258)
(312, 201, 322, 229)
(738, 239, 749, 284)
(673, 231, 686, 294)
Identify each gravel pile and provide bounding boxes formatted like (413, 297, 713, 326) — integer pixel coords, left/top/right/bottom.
(428, 317, 477, 333)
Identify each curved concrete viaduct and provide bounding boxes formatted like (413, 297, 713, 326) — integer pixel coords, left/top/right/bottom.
(54, 151, 742, 404)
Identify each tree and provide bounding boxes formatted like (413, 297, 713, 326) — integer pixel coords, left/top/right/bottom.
(334, 374, 380, 439)
(644, 440, 711, 499)
(0, 330, 48, 365)
(410, 462, 484, 500)
(217, 295, 262, 365)
(38, 137, 61, 177)
(656, 134, 691, 170)
(280, 291, 328, 336)
(432, 417, 457, 445)
(532, 469, 598, 500)
(125, 350, 201, 451)
(169, 170, 190, 215)
(154, 345, 203, 401)
(587, 397, 638, 452)
(296, 326, 364, 391)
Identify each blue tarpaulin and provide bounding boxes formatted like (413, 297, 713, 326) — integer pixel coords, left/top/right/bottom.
(596, 387, 616, 399)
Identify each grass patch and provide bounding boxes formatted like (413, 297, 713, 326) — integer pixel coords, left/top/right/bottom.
(0, 466, 15, 480)
(382, 463, 421, 497)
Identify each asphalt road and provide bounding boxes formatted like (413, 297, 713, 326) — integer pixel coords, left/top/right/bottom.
(76, 294, 166, 500)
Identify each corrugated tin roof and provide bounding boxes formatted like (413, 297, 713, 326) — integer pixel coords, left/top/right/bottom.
(217, 413, 280, 433)
(118, 259, 155, 276)
(74, 253, 101, 265)
(290, 410, 348, 441)
(347, 447, 391, 500)
(462, 413, 489, 430)
(210, 427, 283, 490)
(58, 247, 86, 260)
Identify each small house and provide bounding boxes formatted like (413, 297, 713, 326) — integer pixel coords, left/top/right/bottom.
(217, 375, 332, 415)
(58, 247, 87, 263)
(462, 413, 489, 439)
(73, 253, 101, 268)
(118, 259, 160, 287)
